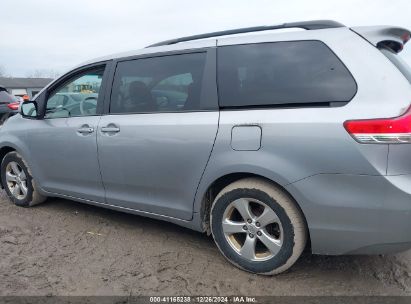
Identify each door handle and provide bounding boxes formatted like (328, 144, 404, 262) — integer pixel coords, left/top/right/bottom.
(77, 126, 94, 134)
(101, 125, 120, 133)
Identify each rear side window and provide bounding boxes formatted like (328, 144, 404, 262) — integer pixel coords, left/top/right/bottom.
(217, 41, 357, 108)
(110, 53, 207, 114)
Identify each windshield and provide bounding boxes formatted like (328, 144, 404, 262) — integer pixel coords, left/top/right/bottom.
(380, 47, 411, 84)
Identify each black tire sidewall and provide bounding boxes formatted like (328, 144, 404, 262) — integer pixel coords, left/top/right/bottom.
(211, 188, 295, 274)
(0, 114, 7, 125)
(1, 152, 34, 207)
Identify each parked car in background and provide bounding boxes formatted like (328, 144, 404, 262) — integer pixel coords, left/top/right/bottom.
(0, 20, 411, 275)
(0, 87, 20, 125)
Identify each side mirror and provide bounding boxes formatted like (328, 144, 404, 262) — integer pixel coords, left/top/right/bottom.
(20, 100, 41, 119)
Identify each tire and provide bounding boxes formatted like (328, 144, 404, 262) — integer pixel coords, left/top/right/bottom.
(210, 178, 307, 275)
(1, 151, 46, 207)
(0, 113, 10, 125)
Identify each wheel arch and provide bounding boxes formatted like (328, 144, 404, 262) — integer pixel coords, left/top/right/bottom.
(0, 140, 33, 189)
(0, 146, 17, 188)
(198, 171, 311, 251)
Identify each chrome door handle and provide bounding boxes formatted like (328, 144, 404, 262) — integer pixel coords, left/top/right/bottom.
(101, 126, 120, 133)
(77, 127, 94, 134)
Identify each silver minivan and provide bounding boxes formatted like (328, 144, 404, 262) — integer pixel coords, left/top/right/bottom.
(1, 20, 411, 274)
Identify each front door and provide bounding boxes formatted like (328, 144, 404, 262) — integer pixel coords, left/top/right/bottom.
(97, 51, 219, 220)
(25, 66, 108, 202)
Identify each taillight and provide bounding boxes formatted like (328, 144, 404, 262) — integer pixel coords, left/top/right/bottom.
(7, 102, 20, 110)
(344, 106, 411, 143)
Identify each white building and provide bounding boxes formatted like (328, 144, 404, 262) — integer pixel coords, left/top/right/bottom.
(0, 77, 53, 99)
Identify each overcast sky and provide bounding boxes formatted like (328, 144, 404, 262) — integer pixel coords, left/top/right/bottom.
(1, 0, 411, 77)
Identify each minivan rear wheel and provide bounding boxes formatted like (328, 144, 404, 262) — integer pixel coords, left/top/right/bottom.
(1, 151, 46, 207)
(210, 178, 307, 275)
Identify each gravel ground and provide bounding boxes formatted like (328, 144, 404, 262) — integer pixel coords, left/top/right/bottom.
(0, 191, 410, 296)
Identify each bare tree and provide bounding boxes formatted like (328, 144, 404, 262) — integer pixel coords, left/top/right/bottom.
(0, 65, 6, 77)
(26, 69, 60, 79)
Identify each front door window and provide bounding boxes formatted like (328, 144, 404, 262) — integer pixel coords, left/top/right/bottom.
(45, 68, 104, 118)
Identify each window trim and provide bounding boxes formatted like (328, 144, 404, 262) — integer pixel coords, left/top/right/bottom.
(105, 48, 218, 115)
(39, 61, 112, 120)
(216, 39, 358, 109)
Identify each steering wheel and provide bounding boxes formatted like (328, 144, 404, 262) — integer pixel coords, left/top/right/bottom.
(80, 96, 97, 115)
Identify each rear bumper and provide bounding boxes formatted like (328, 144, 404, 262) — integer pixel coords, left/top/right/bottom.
(285, 174, 411, 255)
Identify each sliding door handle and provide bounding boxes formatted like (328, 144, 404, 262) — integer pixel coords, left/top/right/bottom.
(77, 126, 94, 134)
(101, 125, 120, 133)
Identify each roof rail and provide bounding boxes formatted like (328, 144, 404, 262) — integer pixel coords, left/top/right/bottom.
(147, 20, 345, 47)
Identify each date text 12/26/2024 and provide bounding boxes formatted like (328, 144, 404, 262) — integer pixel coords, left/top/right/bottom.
(150, 296, 257, 303)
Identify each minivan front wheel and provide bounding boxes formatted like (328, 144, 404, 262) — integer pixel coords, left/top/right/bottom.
(1, 151, 46, 207)
(210, 178, 307, 275)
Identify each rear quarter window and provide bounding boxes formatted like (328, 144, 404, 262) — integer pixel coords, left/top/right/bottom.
(217, 40, 357, 108)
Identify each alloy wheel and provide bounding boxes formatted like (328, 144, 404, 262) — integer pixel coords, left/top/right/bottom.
(222, 198, 283, 261)
(5, 161, 28, 200)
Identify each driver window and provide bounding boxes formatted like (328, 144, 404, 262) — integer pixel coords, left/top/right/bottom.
(45, 67, 105, 118)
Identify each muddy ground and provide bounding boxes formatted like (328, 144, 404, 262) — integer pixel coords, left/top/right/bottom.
(0, 190, 409, 296)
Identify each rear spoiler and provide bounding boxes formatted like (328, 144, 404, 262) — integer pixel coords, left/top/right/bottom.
(351, 26, 411, 53)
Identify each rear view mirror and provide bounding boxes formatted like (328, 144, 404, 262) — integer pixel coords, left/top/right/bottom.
(20, 101, 41, 119)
